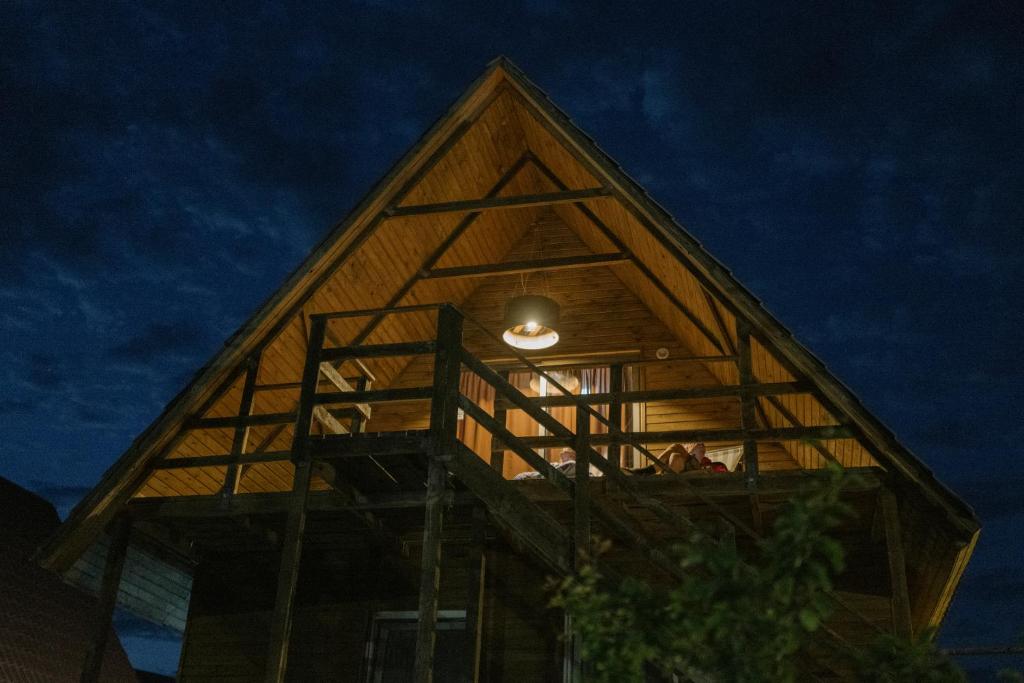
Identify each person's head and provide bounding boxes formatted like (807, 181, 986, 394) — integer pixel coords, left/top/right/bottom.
(559, 448, 575, 463)
(666, 451, 686, 473)
(690, 442, 706, 459)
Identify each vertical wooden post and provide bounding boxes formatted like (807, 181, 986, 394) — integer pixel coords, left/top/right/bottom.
(415, 304, 463, 683)
(607, 364, 623, 468)
(350, 375, 370, 434)
(264, 316, 325, 683)
(736, 319, 758, 489)
(573, 409, 591, 569)
(222, 353, 261, 502)
(464, 506, 488, 683)
(483, 546, 505, 683)
(565, 409, 590, 683)
(490, 370, 510, 475)
(415, 459, 447, 683)
(80, 514, 131, 683)
(880, 488, 914, 638)
(429, 304, 463, 459)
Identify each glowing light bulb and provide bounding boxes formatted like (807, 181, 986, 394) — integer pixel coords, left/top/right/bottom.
(524, 321, 538, 332)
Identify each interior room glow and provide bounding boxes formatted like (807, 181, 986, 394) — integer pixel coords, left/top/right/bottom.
(528, 370, 579, 394)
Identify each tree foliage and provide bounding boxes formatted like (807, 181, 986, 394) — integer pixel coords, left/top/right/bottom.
(551, 466, 965, 682)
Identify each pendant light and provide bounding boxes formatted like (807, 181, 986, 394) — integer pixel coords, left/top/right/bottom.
(502, 295, 560, 350)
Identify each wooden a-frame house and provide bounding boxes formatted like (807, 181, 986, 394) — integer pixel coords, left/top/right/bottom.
(40, 58, 978, 682)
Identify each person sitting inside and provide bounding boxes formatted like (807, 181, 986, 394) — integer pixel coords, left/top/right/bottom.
(554, 447, 576, 477)
(512, 447, 578, 480)
(628, 442, 728, 475)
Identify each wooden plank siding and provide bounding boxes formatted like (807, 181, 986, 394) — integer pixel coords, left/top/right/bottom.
(177, 539, 562, 682)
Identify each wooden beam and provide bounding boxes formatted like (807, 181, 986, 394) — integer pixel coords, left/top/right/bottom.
(309, 431, 431, 458)
(490, 370, 510, 474)
(880, 489, 914, 638)
(318, 362, 371, 419)
(464, 506, 488, 682)
(423, 252, 629, 280)
(314, 385, 434, 406)
(414, 305, 464, 683)
(414, 457, 447, 683)
(186, 412, 296, 430)
(128, 490, 470, 519)
(608, 364, 623, 468)
(221, 353, 261, 500)
(574, 409, 591, 568)
(264, 460, 313, 683)
(264, 315, 324, 683)
(80, 514, 131, 683)
(737, 319, 758, 489)
(494, 425, 851, 449)
(482, 352, 735, 371)
(153, 451, 292, 470)
(349, 376, 370, 433)
(492, 380, 809, 409)
(319, 340, 436, 362)
(387, 187, 611, 218)
(312, 405, 349, 435)
(430, 305, 464, 460)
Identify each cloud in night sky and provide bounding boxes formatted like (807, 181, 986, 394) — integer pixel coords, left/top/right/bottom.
(1, 0, 1022, 677)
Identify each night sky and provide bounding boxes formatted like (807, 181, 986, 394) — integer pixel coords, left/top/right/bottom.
(2, 1, 1022, 678)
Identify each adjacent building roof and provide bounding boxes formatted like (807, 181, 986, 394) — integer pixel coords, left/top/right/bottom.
(0, 476, 138, 682)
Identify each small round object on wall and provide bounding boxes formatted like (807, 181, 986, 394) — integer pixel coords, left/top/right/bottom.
(655, 347, 670, 360)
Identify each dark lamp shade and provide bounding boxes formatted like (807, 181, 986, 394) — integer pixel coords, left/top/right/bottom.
(502, 295, 560, 350)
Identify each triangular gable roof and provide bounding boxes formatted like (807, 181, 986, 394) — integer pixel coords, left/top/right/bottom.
(40, 58, 978, 625)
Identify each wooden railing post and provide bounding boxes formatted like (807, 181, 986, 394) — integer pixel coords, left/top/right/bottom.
(80, 513, 131, 683)
(415, 304, 463, 683)
(736, 319, 759, 489)
(490, 370, 510, 475)
(264, 315, 325, 683)
(464, 506, 488, 683)
(429, 304, 463, 460)
(573, 408, 591, 569)
(607, 364, 623, 468)
(565, 408, 590, 683)
(350, 375, 370, 433)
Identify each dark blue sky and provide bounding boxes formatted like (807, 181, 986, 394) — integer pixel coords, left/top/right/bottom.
(2, 0, 1021, 677)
